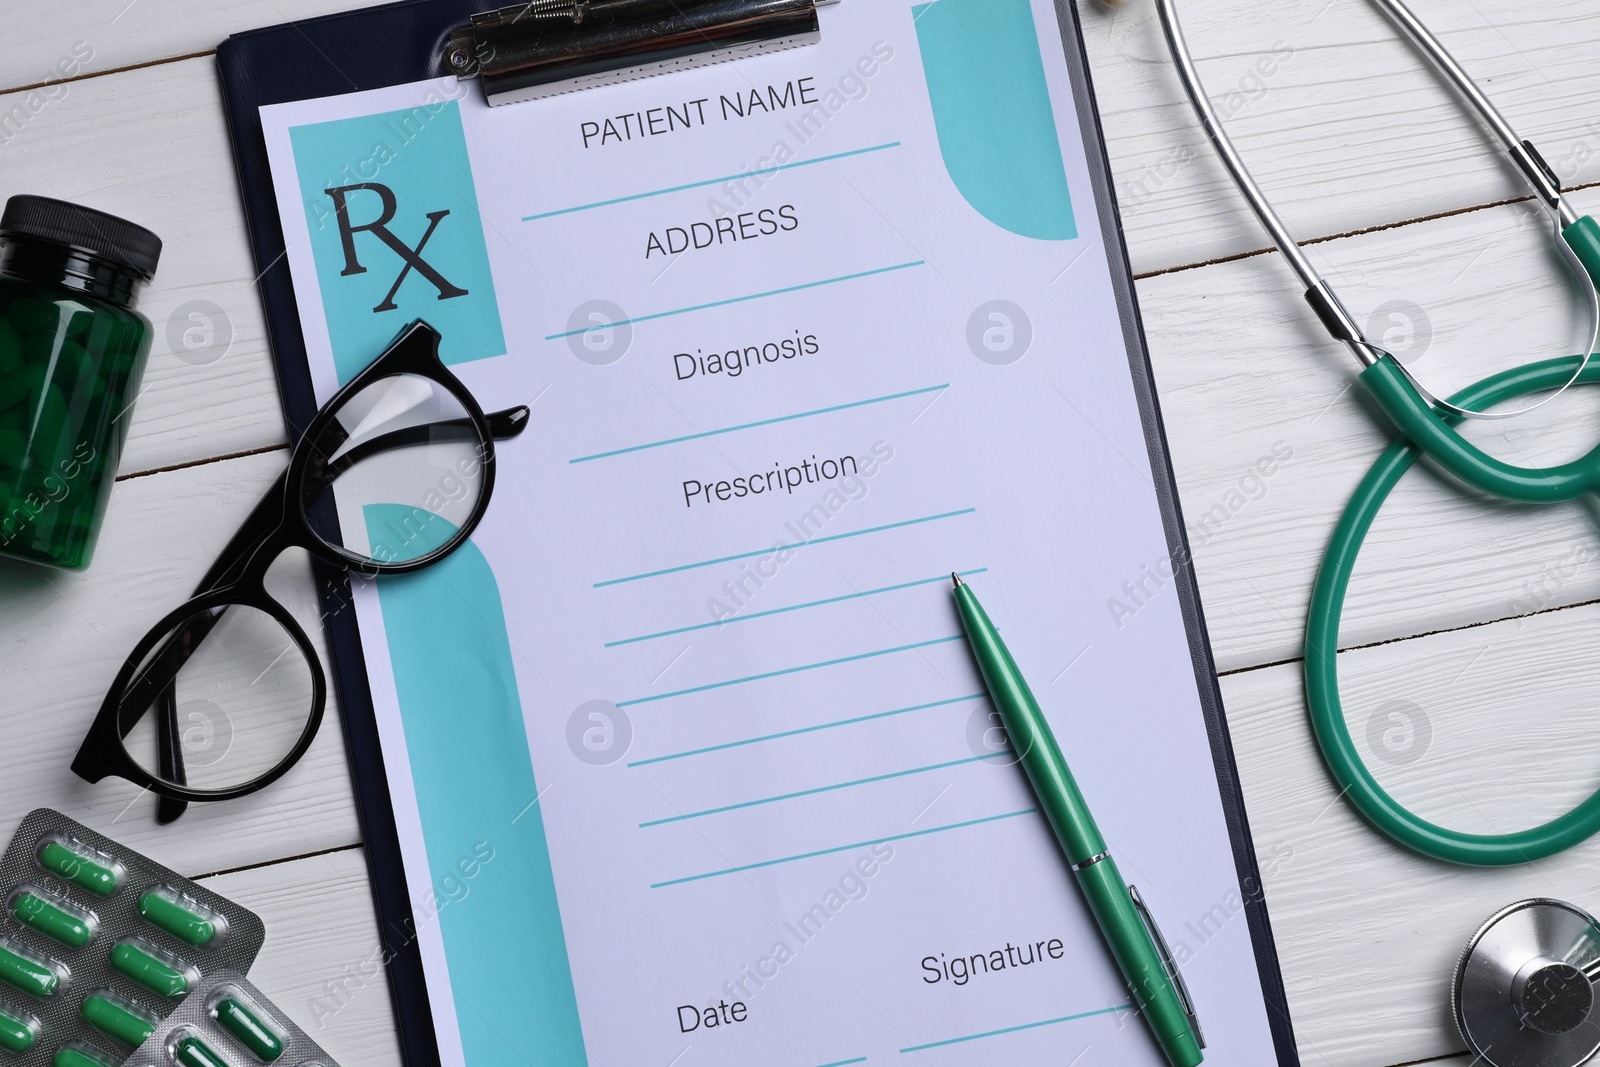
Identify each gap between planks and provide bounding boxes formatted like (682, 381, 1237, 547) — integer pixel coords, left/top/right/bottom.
(1385, 1053, 1471, 1067)
(189, 840, 362, 883)
(1132, 177, 1600, 282)
(0, 49, 213, 98)
(1217, 591, 1600, 680)
(116, 442, 288, 482)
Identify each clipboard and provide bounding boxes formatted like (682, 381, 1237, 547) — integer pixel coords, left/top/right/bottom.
(216, 3, 1301, 1064)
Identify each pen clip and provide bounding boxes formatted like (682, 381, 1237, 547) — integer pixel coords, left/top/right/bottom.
(1128, 884, 1205, 1049)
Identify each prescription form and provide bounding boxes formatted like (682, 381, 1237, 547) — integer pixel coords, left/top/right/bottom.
(258, 0, 1286, 1063)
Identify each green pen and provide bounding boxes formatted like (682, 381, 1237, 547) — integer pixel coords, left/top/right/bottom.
(951, 574, 1205, 1067)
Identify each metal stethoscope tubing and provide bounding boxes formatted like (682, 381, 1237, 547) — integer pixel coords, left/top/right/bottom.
(1156, 0, 1600, 454)
(1150, 0, 1600, 868)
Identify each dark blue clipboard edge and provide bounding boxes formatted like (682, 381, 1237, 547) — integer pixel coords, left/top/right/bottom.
(214, 1, 1302, 1063)
(216, 5, 503, 1067)
(1045, 3, 1300, 1062)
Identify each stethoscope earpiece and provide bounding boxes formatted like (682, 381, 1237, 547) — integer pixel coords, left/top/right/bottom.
(1455, 899, 1600, 1067)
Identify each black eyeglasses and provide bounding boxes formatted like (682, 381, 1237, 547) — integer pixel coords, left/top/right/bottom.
(71, 320, 528, 823)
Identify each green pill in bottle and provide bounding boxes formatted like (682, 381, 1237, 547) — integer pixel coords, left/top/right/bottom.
(0, 195, 161, 569)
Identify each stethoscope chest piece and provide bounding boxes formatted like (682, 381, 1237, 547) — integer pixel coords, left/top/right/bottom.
(1455, 899, 1600, 1067)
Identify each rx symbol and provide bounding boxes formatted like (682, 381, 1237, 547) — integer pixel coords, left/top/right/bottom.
(324, 182, 469, 313)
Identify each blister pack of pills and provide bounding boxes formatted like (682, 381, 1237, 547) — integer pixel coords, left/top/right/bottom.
(125, 971, 338, 1067)
(0, 809, 265, 1067)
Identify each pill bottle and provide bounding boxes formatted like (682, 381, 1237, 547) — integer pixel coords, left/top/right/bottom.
(0, 195, 161, 570)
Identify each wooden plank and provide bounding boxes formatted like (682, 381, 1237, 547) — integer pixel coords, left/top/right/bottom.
(0, 449, 361, 878)
(200, 848, 403, 1067)
(0, 0, 374, 91)
(1145, 185, 1600, 672)
(1223, 601, 1600, 1065)
(1085, 0, 1600, 273)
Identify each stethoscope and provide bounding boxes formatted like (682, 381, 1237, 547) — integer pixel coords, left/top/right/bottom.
(1453, 898, 1600, 1067)
(1148, 3, 1600, 1061)
(1153, 0, 1600, 869)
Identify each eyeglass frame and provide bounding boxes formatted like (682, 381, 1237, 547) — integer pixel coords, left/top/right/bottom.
(70, 319, 529, 808)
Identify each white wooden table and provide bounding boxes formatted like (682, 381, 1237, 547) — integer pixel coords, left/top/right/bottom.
(8, 1, 1600, 1064)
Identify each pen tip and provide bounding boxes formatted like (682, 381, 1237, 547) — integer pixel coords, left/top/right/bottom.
(951, 572, 963, 588)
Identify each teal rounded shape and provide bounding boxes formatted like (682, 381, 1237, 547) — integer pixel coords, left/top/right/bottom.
(366, 505, 588, 1064)
(913, 0, 1077, 241)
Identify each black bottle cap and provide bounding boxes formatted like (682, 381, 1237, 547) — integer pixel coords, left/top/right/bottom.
(0, 195, 161, 280)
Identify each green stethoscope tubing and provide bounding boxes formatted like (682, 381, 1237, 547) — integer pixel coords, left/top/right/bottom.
(1361, 215, 1600, 505)
(1156, 0, 1600, 865)
(1307, 344, 1600, 866)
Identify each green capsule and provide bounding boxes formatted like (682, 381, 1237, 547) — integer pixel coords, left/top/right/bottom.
(175, 1034, 234, 1067)
(21, 332, 57, 368)
(0, 1005, 36, 1053)
(0, 430, 25, 467)
(37, 840, 119, 896)
(0, 941, 58, 998)
(0, 364, 42, 413)
(11, 890, 93, 949)
(137, 890, 216, 947)
(53, 1045, 115, 1067)
(213, 996, 284, 1061)
(33, 386, 69, 458)
(80, 993, 154, 1047)
(110, 941, 190, 998)
(50, 339, 94, 407)
(0, 318, 21, 374)
(6, 297, 59, 335)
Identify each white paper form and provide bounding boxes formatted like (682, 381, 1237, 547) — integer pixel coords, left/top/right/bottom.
(259, 1, 1286, 1064)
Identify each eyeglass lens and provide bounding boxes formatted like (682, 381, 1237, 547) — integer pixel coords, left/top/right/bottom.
(119, 602, 318, 793)
(299, 373, 489, 566)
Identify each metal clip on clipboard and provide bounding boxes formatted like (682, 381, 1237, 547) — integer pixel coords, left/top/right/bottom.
(445, 0, 841, 106)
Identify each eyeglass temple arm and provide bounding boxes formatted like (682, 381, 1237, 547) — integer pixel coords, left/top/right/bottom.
(298, 407, 529, 506)
(176, 405, 529, 606)
(140, 404, 530, 821)
(135, 405, 531, 715)
(148, 473, 294, 822)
